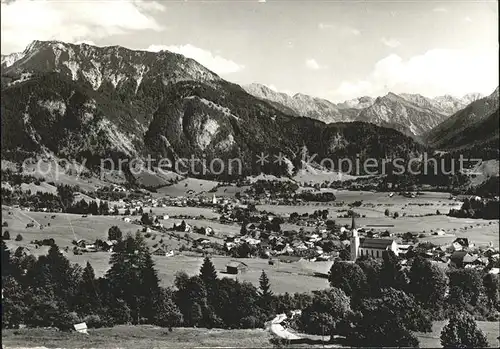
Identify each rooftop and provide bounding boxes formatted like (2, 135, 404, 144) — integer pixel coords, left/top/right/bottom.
(359, 238, 395, 249)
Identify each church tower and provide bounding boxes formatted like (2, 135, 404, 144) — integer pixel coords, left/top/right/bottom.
(350, 212, 359, 261)
(350, 228, 360, 261)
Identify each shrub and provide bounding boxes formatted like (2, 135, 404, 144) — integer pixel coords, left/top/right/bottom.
(83, 314, 106, 328)
(440, 312, 489, 348)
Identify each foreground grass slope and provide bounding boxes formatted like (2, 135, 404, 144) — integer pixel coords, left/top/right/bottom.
(3, 321, 499, 349)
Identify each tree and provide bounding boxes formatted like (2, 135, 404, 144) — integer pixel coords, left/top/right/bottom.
(3, 230, 10, 240)
(57, 184, 75, 211)
(15, 233, 23, 241)
(440, 312, 489, 348)
(328, 261, 367, 298)
(141, 213, 153, 225)
(199, 257, 218, 287)
(75, 261, 101, 316)
(483, 273, 499, 309)
(174, 274, 208, 327)
(384, 209, 390, 216)
(108, 226, 123, 241)
(105, 233, 159, 324)
(408, 256, 448, 309)
(348, 288, 430, 347)
(299, 288, 352, 337)
(2, 276, 27, 329)
(258, 270, 274, 314)
(356, 257, 382, 295)
(393, 211, 399, 219)
(380, 250, 407, 290)
(240, 220, 248, 236)
(447, 269, 483, 306)
(99, 201, 109, 215)
(152, 288, 183, 328)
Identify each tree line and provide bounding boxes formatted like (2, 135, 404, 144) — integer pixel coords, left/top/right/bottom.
(2, 237, 498, 347)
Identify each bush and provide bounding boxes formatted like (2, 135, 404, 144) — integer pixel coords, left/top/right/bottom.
(240, 315, 259, 329)
(83, 314, 106, 328)
(3, 231, 10, 240)
(440, 312, 489, 348)
(55, 312, 81, 331)
(15, 234, 23, 241)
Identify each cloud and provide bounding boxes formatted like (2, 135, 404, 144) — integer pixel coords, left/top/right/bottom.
(328, 49, 499, 101)
(464, 16, 473, 22)
(433, 7, 448, 13)
(381, 37, 401, 48)
(305, 58, 326, 70)
(147, 44, 244, 75)
(1, 0, 165, 54)
(318, 22, 361, 36)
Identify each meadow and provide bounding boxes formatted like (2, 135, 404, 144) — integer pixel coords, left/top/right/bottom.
(3, 320, 499, 349)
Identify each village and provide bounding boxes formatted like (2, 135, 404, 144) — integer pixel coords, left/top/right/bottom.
(5, 180, 499, 280)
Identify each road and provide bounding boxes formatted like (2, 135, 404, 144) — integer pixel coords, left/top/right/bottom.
(266, 312, 302, 340)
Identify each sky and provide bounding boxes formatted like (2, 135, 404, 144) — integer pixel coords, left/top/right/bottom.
(1, 0, 498, 102)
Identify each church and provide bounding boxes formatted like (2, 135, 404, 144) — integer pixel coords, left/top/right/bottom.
(349, 215, 399, 261)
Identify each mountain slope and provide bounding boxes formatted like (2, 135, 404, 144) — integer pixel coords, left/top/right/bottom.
(1, 41, 426, 178)
(356, 92, 449, 137)
(242, 83, 357, 123)
(400, 93, 483, 116)
(425, 87, 499, 154)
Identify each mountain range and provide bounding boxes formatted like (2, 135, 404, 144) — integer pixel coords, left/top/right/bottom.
(243, 83, 484, 137)
(1, 40, 498, 179)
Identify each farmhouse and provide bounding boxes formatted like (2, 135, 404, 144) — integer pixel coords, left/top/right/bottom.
(226, 261, 248, 274)
(152, 247, 174, 257)
(450, 251, 478, 268)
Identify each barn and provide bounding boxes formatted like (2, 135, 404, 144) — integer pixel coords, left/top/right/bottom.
(226, 261, 248, 274)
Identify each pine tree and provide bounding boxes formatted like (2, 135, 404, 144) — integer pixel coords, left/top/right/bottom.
(105, 233, 159, 324)
(75, 261, 101, 315)
(240, 220, 248, 235)
(258, 270, 274, 314)
(259, 270, 273, 298)
(1, 240, 12, 277)
(199, 257, 218, 286)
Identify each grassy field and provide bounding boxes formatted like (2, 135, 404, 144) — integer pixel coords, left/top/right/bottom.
(154, 178, 218, 197)
(416, 320, 500, 348)
(3, 320, 498, 348)
(2, 326, 271, 349)
(30, 252, 331, 293)
(258, 190, 499, 247)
